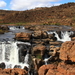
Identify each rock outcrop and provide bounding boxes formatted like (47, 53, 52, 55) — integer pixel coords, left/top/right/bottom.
(0, 25, 9, 34)
(38, 64, 57, 75)
(32, 44, 46, 57)
(32, 30, 48, 39)
(60, 41, 75, 62)
(15, 32, 32, 42)
(38, 62, 75, 75)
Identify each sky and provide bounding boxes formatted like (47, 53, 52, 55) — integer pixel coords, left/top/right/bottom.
(0, 0, 75, 11)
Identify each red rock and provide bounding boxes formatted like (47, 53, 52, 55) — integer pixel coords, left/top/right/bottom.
(46, 69, 56, 75)
(15, 32, 31, 42)
(60, 41, 75, 62)
(32, 44, 46, 57)
(38, 62, 75, 75)
(57, 62, 75, 75)
(33, 30, 48, 39)
(38, 64, 57, 75)
(0, 68, 28, 75)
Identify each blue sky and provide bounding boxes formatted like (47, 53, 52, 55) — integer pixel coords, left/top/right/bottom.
(0, 0, 75, 10)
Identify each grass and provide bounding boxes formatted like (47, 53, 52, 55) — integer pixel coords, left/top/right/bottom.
(36, 54, 42, 59)
(0, 29, 5, 34)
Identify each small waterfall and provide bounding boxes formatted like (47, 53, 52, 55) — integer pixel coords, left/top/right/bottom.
(44, 56, 52, 65)
(9, 42, 19, 64)
(0, 41, 30, 69)
(9, 26, 26, 33)
(24, 51, 30, 68)
(47, 31, 74, 42)
(9, 26, 25, 30)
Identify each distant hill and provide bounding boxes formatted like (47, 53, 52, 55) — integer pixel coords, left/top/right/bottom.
(0, 2, 75, 26)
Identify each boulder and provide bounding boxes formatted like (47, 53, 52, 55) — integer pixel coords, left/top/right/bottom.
(0, 25, 9, 34)
(48, 33, 57, 41)
(32, 58, 43, 70)
(50, 41, 62, 45)
(60, 41, 75, 62)
(0, 68, 28, 75)
(0, 25, 9, 30)
(15, 32, 32, 42)
(72, 37, 75, 41)
(32, 30, 48, 39)
(38, 64, 57, 75)
(0, 62, 5, 69)
(38, 62, 75, 75)
(49, 45, 60, 56)
(32, 44, 46, 57)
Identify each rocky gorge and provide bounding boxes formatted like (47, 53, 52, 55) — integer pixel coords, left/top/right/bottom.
(0, 25, 75, 75)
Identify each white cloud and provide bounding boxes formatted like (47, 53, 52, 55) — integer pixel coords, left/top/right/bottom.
(10, 0, 61, 10)
(0, 0, 7, 7)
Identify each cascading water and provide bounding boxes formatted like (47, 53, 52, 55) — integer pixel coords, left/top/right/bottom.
(0, 26, 32, 69)
(0, 41, 30, 69)
(44, 56, 52, 65)
(47, 31, 74, 42)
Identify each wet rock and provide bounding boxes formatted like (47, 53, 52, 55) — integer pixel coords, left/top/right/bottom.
(50, 41, 62, 46)
(0, 25, 9, 34)
(71, 37, 75, 41)
(0, 25, 9, 30)
(32, 39, 44, 45)
(26, 25, 36, 31)
(0, 62, 5, 69)
(14, 65, 21, 68)
(42, 38, 50, 44)
(24, 66, 28, 71)
(15, 32, 32, 42)
(32, 44, 46, 57)
(32, 57, 43, 71)
(32, 38, 50, 45)
(49, 45, 60, 56)
(32, 30, 48, 39)
(24, 25, 31, 29)
(60, 41, 75, 62)
(48, 33, 57, 41)
(48, 33, 55, 39)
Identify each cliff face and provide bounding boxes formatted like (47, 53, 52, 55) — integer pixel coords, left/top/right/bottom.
(0, 2, 75, 26)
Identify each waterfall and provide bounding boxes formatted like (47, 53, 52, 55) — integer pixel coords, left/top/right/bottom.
(47, 31, 74, 42)
(9, 26, 25, 30)
(44, 56, 52, 65)
(0, 41, 30, 69)
(24, 51, 29, 67)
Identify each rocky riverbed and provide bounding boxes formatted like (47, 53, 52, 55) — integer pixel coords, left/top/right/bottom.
(0, 25, 75, 75)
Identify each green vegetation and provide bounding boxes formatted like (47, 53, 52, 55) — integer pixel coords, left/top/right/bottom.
(36, 54, 42, 59)
(0, 29, 5, 34)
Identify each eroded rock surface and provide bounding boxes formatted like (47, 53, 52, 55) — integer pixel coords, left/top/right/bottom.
(0, 68, 28, 75)
(60, 41, 75, 62)
(15, 32, 32, 42)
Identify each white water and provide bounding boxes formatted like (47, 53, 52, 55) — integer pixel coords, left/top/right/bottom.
(44, 56, 52, 65)
(47, 31, 74, 42)
(0, 41, 30, 69)
(9, 26, 25, 30)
